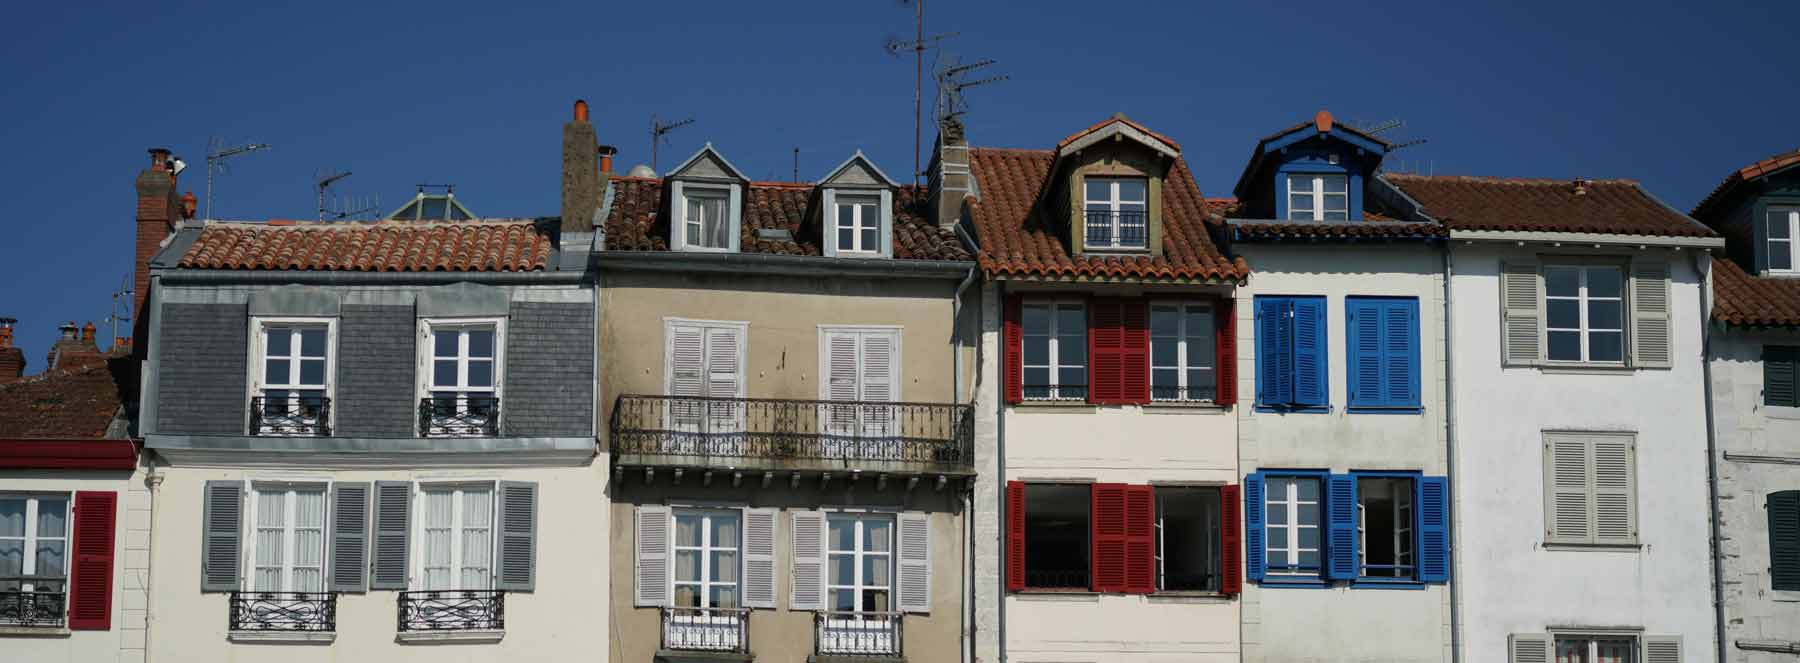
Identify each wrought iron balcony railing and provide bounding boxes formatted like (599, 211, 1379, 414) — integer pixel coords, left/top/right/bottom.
(661, 606, 750, 653)
(250, 395, 331, 436)
(229, 592, 336, 632)
(397, 590, 504, 632)
(815, 611, 903, 657)
(419, 395, 500, 437)
(611, 395, 974, 473)
(1084, 209, 1148, 249)
(0, 584, 66, 628)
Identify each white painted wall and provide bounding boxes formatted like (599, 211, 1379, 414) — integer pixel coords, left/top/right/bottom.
(2, 466, 149, 663)
(1450, 243, 1714, 663)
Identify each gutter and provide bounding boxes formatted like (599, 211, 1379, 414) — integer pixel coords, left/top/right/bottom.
(591, 250, 975, 279)
(1698, 252, 1728, 663)
(156, 268, 589, 286)
(1447, 229, 1725, 250)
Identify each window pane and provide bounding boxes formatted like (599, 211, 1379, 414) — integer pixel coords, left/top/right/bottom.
(1774, 241, 1794, 271)
(712, 515, 739, 549)
(838, 228, 855, 250)
(264, 359, 289, 384)
(1296, 503, 1320, 526)
(864, 556, 890, 587)
(1187, 371, 1215, 400)
(298, 360, 325, 387)
(1023, 368, 1050, 392)
(838, 204, 855, 232)
(861, 228, 879, 251)
(1588, 300, 1623, 330)
(1085, 180, 1110, 203)
(1286, 175, 1311, 195)
(1151, 342, 1178, 368)
(1267, 524, 1287, 548)
(710, 551, 737, 582)
(1321, 176, 1347, 194)
(0, 540, 21, 578)
(434, 360, 457, 387)
(831, 589, 855, 611)
(1056, 306, 1086, 336)
(1150, 307, 1179, 336)
(1771, 211, 1791, 239)
(1586, 268, 1622, 299)
(860, 204, 880, 229)
(865, 520, 891, 553)
(1266, 500, 1287, 525)
(1023, 337, 1049, 366)
(1546, 300, 1581, 330)
(434, 331, 458, 358)
(866, 589, 890, 612)
(1152, 368, 1179, 398)
(1058, 336, 1086, 365)
(0, 499, 23, 537)
(829, 554, 852, 585)
(468, 330, 494, 358)
(829, 520, 854, 552)
(299, 329, 326, 357)
(1117, 179, 1146, 202)
(1297, 549, 1320, 569)
(1544, 267, 1580, 297)
(1548, 331, 1582, 361)
(675, 514, 702, 547)
(1022, 304, 1051, 335)
(1297, 526, 1319, 550)
(1322, 210, 1350, 221)
(266, 330, 292, 356)
(675, 550, 700, 582)
(1289, 194, 1314, 215)
(1323, 194, 1348, 212)
(467, 361, 493, 388)
(1059, 367, 1086, 390)
(1590, 331, 1624, 363)
(1294, 479, 1320, 502)
(674, 585, 700, 607)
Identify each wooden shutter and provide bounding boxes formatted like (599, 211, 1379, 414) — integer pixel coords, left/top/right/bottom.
(68, 491, 116, 630)
(1243, 474, 1265, 581)
(495, 481, 538, 591)
(328, 482, 370, 593)
(1631, 263, 1672, 368)
(861, 332, 897, 403)
(1255, 298, 1293, 406)
(825, 332, 860, 401)
(1384, 300, 1419, 407)
(1119, 300, 1150, 405)
(1325, 474, 1357, 580)
(1501, 262, 1543, 366)
(742, 507, 778, 608)
(790, 510, 826, 610)
(1219, 484, 1242, 595)
(1124, 485, 1155, 594)
(1592, 436, 1637, 545)
(1765, 347, 1799, 407)
(201, 480, 242, 592)
(1545, 436, 1593, 544)
(1348, 299, 1385, 406)
(634, 505, 671, 606)
(1643, 635, 1682, 663)
(1215, 298, 1237, 406)
(1004, 295, 1023, 404)
(669, 325, 705, 398)
(897, 512, 931, 612)
(1089, 298, 1125, 404)
(1090, 483, 1128, 592)
(1769, 490, 1800, 591)
(1005, 481, 1026, 591)
(1418, 476, 1450, 583)
(1292, 298, 1327, 408)
(1508, 634, 1551, 663)
(369, 481, 411, 590)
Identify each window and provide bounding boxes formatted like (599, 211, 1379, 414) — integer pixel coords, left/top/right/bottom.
(1554, 635, 1639, 663)
(1286, 173, 1349, 221)
(665, 320, 745, 435)
(1769, 491, 1800, 591)
(423, 321, 502, 437)
(417, 485, 494, 591)
(1544, 265, 1625, 363)
(1021, 301, 1087, 400)
(1150, 302, 1215, 402)
(674, 510, 739, 609)
(1083, 177, 1148, 250)
(1346, 297, 1420, 410)
(821, 328, 900, 438)
(682, 188, 733, 250)
(0, 494, 68, 593)
(1765, 346, 1799, 408)
(827, 514, 891, 612)
(834, 196, 882, 254)
(248, 486, 326, 592)
(1356, 477, 1415, 580)
(252, 320, 333, 435)
(1155, 487, 1221, 592)
(1255, 296, 1327, 409)
(1021, 484, 1090, 589)
(1263, 475, 1323, 578)
(1544, 433, 1637, 546)
(1768, 206, 1799, 273)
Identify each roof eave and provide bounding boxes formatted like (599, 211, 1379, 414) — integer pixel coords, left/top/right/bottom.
(1447, 229, 1725, 249)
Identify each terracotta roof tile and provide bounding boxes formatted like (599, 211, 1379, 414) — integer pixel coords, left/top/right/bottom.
(1056, 115, 1181, 152)
(0, 356, 135, 439)
(1713, 256, 1800, 327)
(177, 220, 552, 272)
(1692, 148, 1800, 219)
(1230, 221, 1447, 240)
(1383, 173, 1715, 238)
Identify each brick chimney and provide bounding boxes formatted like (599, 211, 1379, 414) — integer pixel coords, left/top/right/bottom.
(561, 100, 602, 233)
(135, 148, 181, 346)
(0, 317, 23, 383)
(46, 321, 104, 371)
(927, 116, 972, 231)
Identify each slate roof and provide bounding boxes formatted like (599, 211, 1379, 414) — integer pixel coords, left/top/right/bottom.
(966, 147, 1245, 282)
(176, 219, 553, 272)
(600, 178, 971, 261)
(0, 355, 135, 439)
(1691, 148, 1800, 220)
(1712, 256, 1800, 327)
(1383, 174, 1716, 238)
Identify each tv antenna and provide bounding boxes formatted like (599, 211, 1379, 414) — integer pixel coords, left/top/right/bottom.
(650, 115, 695, 173)
(204, 138, 271, 220)
(316, 170, 380, 221)
(886, 1, 958, 186)
(935, 57, 1009, 125)
(105, 273, 132, 351)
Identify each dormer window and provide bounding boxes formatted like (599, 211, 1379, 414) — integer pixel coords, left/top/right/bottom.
(1768, 206, 1798, 273)
(1084, 177, 1148, 250)
(834, 195, 882, 254)
(682, 187, 732, 250)
(817, 151, 899, 259)
(665, 143, 748, 253)
(1286, 174, 1349, 221)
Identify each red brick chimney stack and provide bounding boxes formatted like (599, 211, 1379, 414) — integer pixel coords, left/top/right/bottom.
(0, 317, 23, 383)
(135, 148, 181, 347)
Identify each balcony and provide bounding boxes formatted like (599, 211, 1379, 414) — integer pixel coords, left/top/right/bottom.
(0, 582, 65, 629)
(250, 395, 331, 436)
(660, 606, 749, 654)
(229, 592, 335, 637)
(397, 590, 504, 640)
(1084, 210, 1148, 250)
(419, 395, 500, 437)
(815, 611, 902, 658)
(611, 395, 974, 476)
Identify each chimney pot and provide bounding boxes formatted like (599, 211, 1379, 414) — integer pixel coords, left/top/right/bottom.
(149, 148, 172, 170)
(81, 322, 96, 344)
(574, 99, 589, 123)
(598, 145, 618, 174)
(1573, 177, 1589, 196)
(181, 191, 198, 219)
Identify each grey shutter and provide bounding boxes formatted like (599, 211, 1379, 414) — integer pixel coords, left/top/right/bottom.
(635, 505, 671, 607)
(1631, 263, 1672, 368)
(495, 481, 538, 591)
(790, 510, 825, 611)
(897, 512, 931, 613)
(328, 482, 370, 593)
(1643, 635, 1682, 663)
(370, 481, 411, 590)
(1592, 436, 1637, 545)
(1545, 435, 1593, 544)
(1502, 262, 1543, 366)
(1508, 634, 1550, 663)
(201, 481, 243, 592)
(742, 507, 777, 608)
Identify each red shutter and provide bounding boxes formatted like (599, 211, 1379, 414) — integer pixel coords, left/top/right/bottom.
(1120, 300, 1150, 405)
(68, 491, 117, 630)
(1124, 485, 1156, 593)
(1004, 295, 1023, 404)
(1219, 484, 1242, 595)
(1089, 299, 1124, 404)
(1090, 483, 1128, 592)
(1005, 481, 1026, 591)
(1215, 298, 1237, 406)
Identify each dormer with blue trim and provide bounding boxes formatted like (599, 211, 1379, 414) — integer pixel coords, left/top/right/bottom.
(814, 150, 901, 259)
(665, 143, 750, 253)
(1231, 110, 1391, 222)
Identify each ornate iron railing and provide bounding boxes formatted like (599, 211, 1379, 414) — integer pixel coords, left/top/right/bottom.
(1149, 384, 1218, 403)
(228, 592, 336, 632)
(1024, 569, 1091, 590)
(249, 395, 331, 436)
(815, 611, 903, 657)
(1084, 209, 1148, 249)
(611, 395, 974, 471)
(419, 395, 500, 437)
(661, 606, 749, 653)
(397, 590, 504, 632)
(0, 587, 65, 628)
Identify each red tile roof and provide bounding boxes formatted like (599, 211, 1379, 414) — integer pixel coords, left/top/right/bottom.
(1713, 256, 1800, 327)
(0, 355, 135, 439)
(601, 178, 971, 261)
(1056, 115, 1181, 152)
(1692, 148, 1800, 219)
(967, 147, 1246, 282)
(1383, 174, 1715, 238)
(1230, 221, 1448, 240)
(177, 220, 553, 271)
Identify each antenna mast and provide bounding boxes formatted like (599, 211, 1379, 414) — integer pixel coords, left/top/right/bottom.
(650, 115, 696, 173)
(106, 273, 132, 352)
(204, 138, 271, 220)
(934, 57, 1009, 126)
(886, 4, 957, 186)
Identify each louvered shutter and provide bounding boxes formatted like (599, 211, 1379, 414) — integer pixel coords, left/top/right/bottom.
(1508, 634, 1551, 663)
(897, 512, 931, 612)
(1090, 483, 1128, 592)
(1243, 474, 1265, 582)
(328, 482, 370, 593)
(1384, 300, 1419, 407)
(1119, 300, 1150, 405)
(201, 480, 242, 592)
(824, 331, 860, 434)
(1089, 299, 1125, 404)
(1325, 474, 1357, 580)
(1255, 299, 1293, 406)
(705, 327, 743, 430)
(1502, 262, 1543, 366)
(1631, 263, 1672, 368)
(1545, 436, 1593, 544)
(1765, 347, 1799, 407)
(669, 324, 705, 430)
(1643, 635, 1682, 663)
(495, 481, 537, 591)
(369, 481, 411, 590)
(1592, 436, 1637, 545)
(1005, 481, 1026, 591)
(1292, 298, 1327, 407)
(1004, 295, 1024, 404)
(1348, 299, 1385, 406)
(790, 510, 826, 610)
(742, 507, 777, 608)
(1219, 484, 1242, 595)
(634, 505, 671, 606)
(1768, 491, 1800, 591)
(68, 491, 116, 630)
(862, 332, 898, 435)
(1418, 476, 1450, 583)
(1124, 485, 1156, 593)
(1215, 298, 1237, 406)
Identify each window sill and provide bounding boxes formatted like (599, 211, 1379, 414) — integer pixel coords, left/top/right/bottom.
(1345, 406, 1424, 415)
(1256, 577, 1328, 588)
(1012, 400, 1095, 411)
(1351, 579, 1427, 590)
(1143, 401, 1228, 413)
(1541, 542, 1641, 552)
(0, 626, 70, 637)
(1534, 364, 1636, 375)
(395, 629, 505, 644)
(1144, 591, 1232, 604)
(1762, 405, 1800, 421)
(230, 630, 336, 644)
(1771, 590, 1800, 603)
(1254, 405, 1332, 414)
(1011, 589, 1099, 602)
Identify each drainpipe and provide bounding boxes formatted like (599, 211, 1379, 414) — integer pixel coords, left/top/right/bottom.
(995, 279, 1008, 663)
(1442, 243, 1463, 663)
(1697, 251, 1727, 663)
(953, 266, 977, 403)
(143, 452, 162, 663)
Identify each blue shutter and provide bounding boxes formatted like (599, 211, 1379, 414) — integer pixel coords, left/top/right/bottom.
(1418, 476, 1450, 583)
(1243, 473, 1265, 582)
(1325, 474, 1357, 580)
(1255, 299, 1294, 406)
(1384, 300, 1420, 408)
(1292, 298, 1327, 407)
(1347, 299, 1384, 407)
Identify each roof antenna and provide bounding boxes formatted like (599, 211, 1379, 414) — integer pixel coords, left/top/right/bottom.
(105, 273, 131, 352)
(934, 56, 1009, 127)
(793, 148, 801, 183)
(204, 137, 272, 221)
(316, 170, 379, 221)
(886, 1, 958, 187)
(650, 115, 696, 173)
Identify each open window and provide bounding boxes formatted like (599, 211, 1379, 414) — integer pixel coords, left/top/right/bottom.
(1356, 476, 1416, 580)
(1021, 484, 1090, 590)
(420, 319, 504, 437)
(250, 318, 335, 436)
(1155, 487, 1221, 592)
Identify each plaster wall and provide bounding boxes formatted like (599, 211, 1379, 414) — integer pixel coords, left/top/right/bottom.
(2, 468, 149, 663)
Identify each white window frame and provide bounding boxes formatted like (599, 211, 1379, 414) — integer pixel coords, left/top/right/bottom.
(247, 317, 338, 435)
(1769, 206, 1799, 275)
(416, 317, 507, 438)
(1550, 630, 1641, 663)
(1149, 301, 1215, 402)
(1264, 475, 1321, 578)
(1285, 173, 1350, 221)
(1082, 176, 1149, 250)
(0, 492, 71, 593)
(833, 195, 884, 255)
(670, 508, 743, 609)
(825, 513, 894, 613)
(244, 482, 330, 593)
(411, 481, 498, 592)
(1021, 299, 1087, 401)
(681, 186, 734, 252)
(1543, 263, 1627, 365)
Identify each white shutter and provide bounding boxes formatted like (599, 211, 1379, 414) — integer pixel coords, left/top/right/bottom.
(669, 325, 705, 398)
(1631, 263, 1672, 368)
(791, 510, 825, 610)
(896, 512, 931, 613)
(1545, 435, 1593, 544)
(1508, 634, 1551, 663)
(1592, 436, 1637, 545)
(635, 505, 671, 607)
(1643, 635, 1682, 663)
(824, 332, 860, 435)
(742, 507, 777, 609)
(705, 327, 743, 432)
(860, 332, 897, 436)
(1502, 262, 1543, 366)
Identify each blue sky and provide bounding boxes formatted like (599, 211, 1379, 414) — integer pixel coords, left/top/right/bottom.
(0, 1, 1793, 369)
